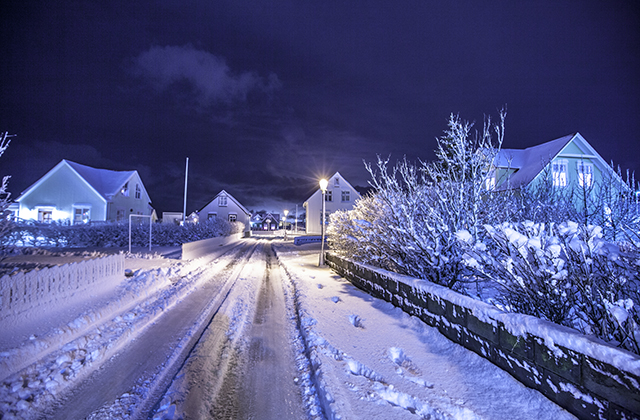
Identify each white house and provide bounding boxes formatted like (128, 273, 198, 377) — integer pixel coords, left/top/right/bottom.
(15, 160, 153, 223)
(491, 133, 626, 192)
(303, 172, 361, 235)
(199, 190, 251, 233)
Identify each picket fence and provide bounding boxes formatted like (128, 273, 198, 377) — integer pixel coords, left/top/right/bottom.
(0, 254, 125, 320)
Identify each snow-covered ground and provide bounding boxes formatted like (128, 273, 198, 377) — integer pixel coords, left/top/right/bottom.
(273, 241, 577, 420)
(1, 239, 577, 419)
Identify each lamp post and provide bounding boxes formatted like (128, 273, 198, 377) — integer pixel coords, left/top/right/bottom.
(319, 178, 328, 266)
(283, 209, 289, 240)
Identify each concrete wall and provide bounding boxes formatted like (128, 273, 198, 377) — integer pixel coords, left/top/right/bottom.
(326, 252, 640, 420)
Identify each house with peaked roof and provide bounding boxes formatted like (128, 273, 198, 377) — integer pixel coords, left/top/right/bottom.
(199, 190, 251, 233)
(251, 212, 280, 231)
(303, 172, 361, 235)
(490, 132, 628, 195)
(16, 160, 153, 223)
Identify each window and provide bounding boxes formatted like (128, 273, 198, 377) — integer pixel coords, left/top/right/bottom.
(208, 213, 217, 219)
(219, 196, 228, 206)
(341, 190, 350, 202)
(577, 162, 594, 188)
(135, 184, 141, 199)
(320, 211, 331, 224)
(38, 209, 52, 223)
(228, 214, 237, 222)
(325, 190, 333, 202)
(121, 182, 129, 197)
(485, 172, 496, 190)
(73, 207, 91, 224)
(334, 177, 340, 187)
(116, 209, 125, 222)
(552, 159, 568, 187)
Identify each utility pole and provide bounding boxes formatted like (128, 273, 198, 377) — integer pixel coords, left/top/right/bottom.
(182, 157, 189, 225)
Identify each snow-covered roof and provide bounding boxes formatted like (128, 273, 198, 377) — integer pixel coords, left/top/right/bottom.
(494, 134, 576, 188)
(65, 160, 137, 200)
(17, 159, 139, 202)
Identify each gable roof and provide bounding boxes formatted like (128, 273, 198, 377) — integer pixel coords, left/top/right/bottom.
(65, 160, 138, 200)
(303, 171, 361, 203)
(494, 133, 615, 189)
(17, 159, 140, 203)
(201, 189, 251, 216)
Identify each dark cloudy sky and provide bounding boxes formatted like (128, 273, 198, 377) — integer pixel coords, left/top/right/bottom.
(1, 1, 639, 214)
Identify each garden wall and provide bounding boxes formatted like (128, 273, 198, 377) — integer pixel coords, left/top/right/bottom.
(181, 233, 243, 260)
(326, 252, 640, 420)
(0, 254, 124, 321)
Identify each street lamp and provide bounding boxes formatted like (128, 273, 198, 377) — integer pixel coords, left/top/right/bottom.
(283, 209, 289, 240)
(319, 178, 328, 266)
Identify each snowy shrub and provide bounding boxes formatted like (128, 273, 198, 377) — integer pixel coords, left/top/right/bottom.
(329, 111, 512, 289)
(0, 132, 15, 256)
(2, 218, 242, 248)
(460, 221, 640, 354)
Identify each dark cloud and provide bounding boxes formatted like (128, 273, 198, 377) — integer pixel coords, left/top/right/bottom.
(132, 45, 281, 108)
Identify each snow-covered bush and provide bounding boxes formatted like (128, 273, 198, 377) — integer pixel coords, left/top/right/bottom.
(459, 221, 640, 354)
(329, 111, 512, 289)
(0, 132, 15, 256)
(2, 218, 243, 248)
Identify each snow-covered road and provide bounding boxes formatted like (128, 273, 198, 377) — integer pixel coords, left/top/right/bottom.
(1, 238, 577, 419)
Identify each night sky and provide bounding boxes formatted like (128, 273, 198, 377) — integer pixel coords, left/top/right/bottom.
(1, 1, 639, 215)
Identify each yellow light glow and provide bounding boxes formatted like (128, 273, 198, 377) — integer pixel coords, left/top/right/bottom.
(319, 178, 328, 192)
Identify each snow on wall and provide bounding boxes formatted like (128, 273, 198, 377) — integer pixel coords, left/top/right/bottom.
(0, 254, 124, 321)
(326, 252, 640, 420)
(181, 233, 243, 260)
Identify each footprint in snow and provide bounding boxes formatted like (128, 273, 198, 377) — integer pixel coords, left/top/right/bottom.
(388, 347, 424, 377)
(317, 283, 324, 289)
(331, 296, 341, 303)
(349, 314, 365, 328)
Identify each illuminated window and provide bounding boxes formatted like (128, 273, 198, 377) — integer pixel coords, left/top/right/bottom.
(121, 182, 129, 197)
(577, 162, 594, 187)
(74, 207, 91, 224)
(485, 172, 496, 190)
(552, 159, 568, 187)
(38, 209, 52, 223)
(341, 190, 350, 202)
(219, 196, 228, 206)
(325, 190, 333, 202)
(135, 184, 141, 199)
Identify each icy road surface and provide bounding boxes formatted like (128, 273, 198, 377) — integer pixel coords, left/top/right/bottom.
(1, 238, 575, 419)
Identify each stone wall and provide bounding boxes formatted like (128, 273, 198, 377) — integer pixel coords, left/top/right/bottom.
(326, 252, 640, 420)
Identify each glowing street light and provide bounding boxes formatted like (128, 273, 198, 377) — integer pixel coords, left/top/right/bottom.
(319, 178, 328, 266)
(283, 209, 289, 240)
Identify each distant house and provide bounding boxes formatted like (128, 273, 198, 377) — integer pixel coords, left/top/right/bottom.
(251, 212, 280, 231)
(199, 190, 251, 232)
(15, 160, 153, 223)
(303, 172, 361, 235)
(491, 133, 627, 194)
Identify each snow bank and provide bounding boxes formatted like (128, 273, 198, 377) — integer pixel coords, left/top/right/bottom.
(181, 233, 243, 260)
(326, 252, 640, 419)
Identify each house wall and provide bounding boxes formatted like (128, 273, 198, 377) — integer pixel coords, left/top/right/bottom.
(107, 172, 152, 222)
(305, 174, 360, 235)
(200, 196, 251, 232)
(18, 165, 107, 222)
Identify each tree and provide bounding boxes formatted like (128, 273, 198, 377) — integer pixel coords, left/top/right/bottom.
(0, 132, 15, 246)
